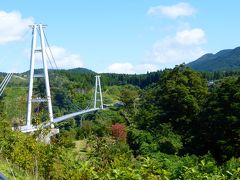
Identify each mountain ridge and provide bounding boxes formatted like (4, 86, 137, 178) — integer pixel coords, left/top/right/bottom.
(188, 46, 240, 72)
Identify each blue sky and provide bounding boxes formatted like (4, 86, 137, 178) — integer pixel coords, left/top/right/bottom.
(0, 0, 240, 74)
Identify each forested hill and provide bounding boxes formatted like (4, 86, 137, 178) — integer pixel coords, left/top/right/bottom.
(67, 67, 96, 74)
(65, 68, 163, 88)
(188, 46, 240, 72)
(1, 65, 240, 179)
(100, 71, 162, 88)
(18, 68, 163, 88)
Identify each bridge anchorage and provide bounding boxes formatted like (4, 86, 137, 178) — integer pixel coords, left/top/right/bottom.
(14, 24, 103, 139)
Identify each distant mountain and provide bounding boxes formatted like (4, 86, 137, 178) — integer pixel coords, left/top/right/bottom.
(67, 67, 96, 74)
(188, 47, 240, 72)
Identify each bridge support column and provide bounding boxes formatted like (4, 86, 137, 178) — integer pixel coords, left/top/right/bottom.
(94, 75, 103, 109)
(26, 24, 54, 129)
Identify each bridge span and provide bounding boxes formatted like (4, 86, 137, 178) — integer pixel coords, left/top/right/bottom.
(1, 24, 104, 135)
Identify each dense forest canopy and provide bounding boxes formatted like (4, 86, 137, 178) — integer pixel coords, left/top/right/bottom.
(0, 65, 240, 179)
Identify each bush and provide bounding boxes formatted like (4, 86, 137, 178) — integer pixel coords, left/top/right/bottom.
(111, 123, 127, 141)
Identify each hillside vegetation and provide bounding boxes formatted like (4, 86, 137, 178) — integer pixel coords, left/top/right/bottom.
(0, 65, 240, 179)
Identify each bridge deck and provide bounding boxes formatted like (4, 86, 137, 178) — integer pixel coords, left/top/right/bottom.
(18, 108, 100, 133)
(53, 108, 100, 123)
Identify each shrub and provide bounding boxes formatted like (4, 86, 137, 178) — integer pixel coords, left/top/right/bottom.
(111, 123, 127, 141)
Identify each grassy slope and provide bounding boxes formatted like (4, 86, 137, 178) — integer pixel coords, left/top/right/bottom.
(3, 87, 28, 125)
(103, 85, 122, 104)
(0, 158, 34, 180)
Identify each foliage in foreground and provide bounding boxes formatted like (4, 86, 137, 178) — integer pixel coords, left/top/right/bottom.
(0, 117, 240, 179)
(1, 65, 240, 179)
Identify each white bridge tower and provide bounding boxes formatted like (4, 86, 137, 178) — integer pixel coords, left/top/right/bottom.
(26, 24, 54, 128)
(18, 24, 104, 135)
(94, 75, 103, 109)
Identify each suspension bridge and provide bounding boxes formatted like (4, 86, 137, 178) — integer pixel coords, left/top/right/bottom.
(0, 24, 104, 135)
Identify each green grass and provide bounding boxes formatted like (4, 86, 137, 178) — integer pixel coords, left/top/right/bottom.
(75, 140, 89, 152)
(3, 87, 28, 124)
(0, 157, 34, 180)
(103, 85, 123, 104)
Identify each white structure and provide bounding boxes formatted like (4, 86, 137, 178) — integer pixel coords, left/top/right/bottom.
(19, 24, 104, 134)
(94, 75, 103, 109)
(26, 24, 54, 128)
(0, 73, 13, 96)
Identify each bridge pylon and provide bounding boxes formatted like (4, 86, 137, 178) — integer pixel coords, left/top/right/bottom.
(26, 24, 54, 129)
(94, 75, 103, 109)
(17, 25, 103, 134)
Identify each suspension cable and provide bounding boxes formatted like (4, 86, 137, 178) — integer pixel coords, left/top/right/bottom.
(0, 73, 13, 96)
(43, 30, 59, 69)
(41, 29, 83, 111)
(39, 27, 98, 112)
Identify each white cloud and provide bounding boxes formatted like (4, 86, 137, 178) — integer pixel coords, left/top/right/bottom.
(0, 11, 33, 44)
(31, 46, 83, 69)
(46, 46, 83, 69)
(176, 28, 206, 45)
(135, 64, 158, 73)
(146, 28, 206, 67)
(107, 63, 158, 74)
(108, 63, 134, 74)
(148, 2, 196, 19)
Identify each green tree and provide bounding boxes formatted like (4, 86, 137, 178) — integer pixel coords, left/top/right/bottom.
(119, 85, 140, 125)
(196, 77, 240, 162)
(137, 65, 208, 135)
(120, 85, 139, 109)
